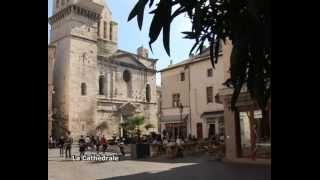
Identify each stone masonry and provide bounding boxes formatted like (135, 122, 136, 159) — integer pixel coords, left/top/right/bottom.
(49, 0, 158, 139)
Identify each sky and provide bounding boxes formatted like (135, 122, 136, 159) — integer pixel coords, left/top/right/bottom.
(48, 0, 195, 86)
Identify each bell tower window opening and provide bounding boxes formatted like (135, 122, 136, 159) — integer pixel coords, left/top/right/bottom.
(97, 21, 100, 36)
(81, 83, 87, 96)
(99, 76, 105, 95)
(146, 84, 151, 102)
(103, 21, 107, 39)
(56, 0, 60, 9)
(110, 22, 113, 41)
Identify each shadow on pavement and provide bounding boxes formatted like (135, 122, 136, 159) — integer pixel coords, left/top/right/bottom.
(96, 155, 271, 180)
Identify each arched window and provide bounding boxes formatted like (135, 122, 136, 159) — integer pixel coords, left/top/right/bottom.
(104, 21, 107, 39)
(99, 75, 105, 95)
(81, 83, 87, 96)
(146, 84, 151, 102)
(56, 0, 60, 8)
(110, 22, 113, 40)
(123, 70, 131, 82)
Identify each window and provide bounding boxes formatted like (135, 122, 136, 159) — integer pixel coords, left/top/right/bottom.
(123, 70, 131, 82)
(99, 76, 105, 95)
(146, 84, 151, 102)
(81, 83, 87, 96)
(206, 86, 213, 103)
(67, 0, 70, 4)
(172, 93, 180, 107)
(97, 21, 100, 36)
(103, 21, 107, 39)
(110, 22, 113, 40)
(56, 0, 60, 8)
(61, 0, 65, 6)
(180, 72, 185, 81)
(207, 68, 213, 77)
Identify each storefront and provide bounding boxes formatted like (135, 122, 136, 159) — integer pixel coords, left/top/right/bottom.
(217, 88, 271, 164)
(160, 114, 189, 140)
(200, 111, 224, 139)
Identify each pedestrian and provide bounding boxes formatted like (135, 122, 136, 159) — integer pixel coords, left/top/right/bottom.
(49, 136, 53, 148)
(85, 135, 90, 150)
(176, 136, 184, 158)
(58, 136, 65, 157)
(101, 135, 108, 153)
(251, 124, 257, 160)
(65, 132, 73, 159)
(118, 140, 125, 156)
(95, 135, 101, 153)
(78, 135, 86, 160)
(90, 136, 96, 150)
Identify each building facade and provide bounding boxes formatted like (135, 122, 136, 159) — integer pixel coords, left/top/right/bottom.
(49, 0, 158, 139)
(159, 46, 230, 140)
(48, 45, 56, 140)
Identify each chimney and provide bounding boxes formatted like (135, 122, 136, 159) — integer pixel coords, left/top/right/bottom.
(137, 46, 148, 58)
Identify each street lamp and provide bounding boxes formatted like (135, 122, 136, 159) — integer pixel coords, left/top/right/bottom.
(179, 103, 184, 139)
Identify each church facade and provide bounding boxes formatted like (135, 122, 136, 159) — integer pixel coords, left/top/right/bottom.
(49, 0, 158, 139)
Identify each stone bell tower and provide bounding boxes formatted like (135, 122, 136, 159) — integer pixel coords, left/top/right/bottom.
(49, 0, 104, 138)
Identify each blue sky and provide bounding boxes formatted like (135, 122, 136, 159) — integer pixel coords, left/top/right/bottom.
(48, 0, 195, 86)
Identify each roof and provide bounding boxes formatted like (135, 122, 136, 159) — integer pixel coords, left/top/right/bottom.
(117, 49, 158, 62)
(159, 48, 222, 72)
(159, 48, 210, 72)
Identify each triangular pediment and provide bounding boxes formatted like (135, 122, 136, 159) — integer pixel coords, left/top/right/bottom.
(110, 52, 148, 69)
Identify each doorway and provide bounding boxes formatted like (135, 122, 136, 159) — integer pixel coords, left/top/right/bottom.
(196, 123, 203, 139)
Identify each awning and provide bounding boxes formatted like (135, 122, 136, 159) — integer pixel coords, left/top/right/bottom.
(200, 111, 224, 118)
(160, 114, 189, 123)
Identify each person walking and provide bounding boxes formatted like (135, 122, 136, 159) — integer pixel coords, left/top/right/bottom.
(49, 136, 53, 148)
(65, 132, 73, 159)
(78, 135, 86, 160)
(95, 135, 101, 153)
(85, 135, 90, 150)
(90, 136, 96, 150)
(101, 135, 108, 153)
(58, 136, 65, 157)
(118, 139, 125, 156)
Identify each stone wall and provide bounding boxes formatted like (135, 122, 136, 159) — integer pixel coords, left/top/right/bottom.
(68, 37, 98, 138)
(48, 46, 56, 139)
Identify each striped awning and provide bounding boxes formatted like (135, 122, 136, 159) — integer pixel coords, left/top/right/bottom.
(160, 114, 189, 123)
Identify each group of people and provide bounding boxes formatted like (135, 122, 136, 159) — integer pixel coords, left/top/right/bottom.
(52, 133, 125, 159)
(78, 135, 109, 156)
(55, 132, 73, 158)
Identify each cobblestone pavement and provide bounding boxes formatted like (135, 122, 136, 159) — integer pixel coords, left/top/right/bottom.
(48, 146, 271, 180)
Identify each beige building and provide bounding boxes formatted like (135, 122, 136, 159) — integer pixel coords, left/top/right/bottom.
(48, 0, 158, 139)
(159, 46, 231, 139)
(48, 45, 56, 139)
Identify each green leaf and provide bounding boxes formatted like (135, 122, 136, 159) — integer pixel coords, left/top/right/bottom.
(127, 0, 149, 30)
(128, 1, 140, 21)
(149, 0, 154, 8)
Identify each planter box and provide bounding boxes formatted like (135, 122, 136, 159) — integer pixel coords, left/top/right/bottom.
(130, 144, 150, 159)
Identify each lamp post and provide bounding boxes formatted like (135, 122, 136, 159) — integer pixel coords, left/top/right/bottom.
(179, 103, 184, 139)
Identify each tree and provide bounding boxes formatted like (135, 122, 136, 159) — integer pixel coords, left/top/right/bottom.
(126, 115, 145, 142)
(128, 0, 271, 110)
(144, 123, 155, 131)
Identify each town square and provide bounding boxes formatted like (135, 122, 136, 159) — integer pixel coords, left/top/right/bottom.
(48, 0, 271, 179)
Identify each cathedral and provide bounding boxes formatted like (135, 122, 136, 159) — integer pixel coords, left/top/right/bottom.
(48, 0, 158, 139)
